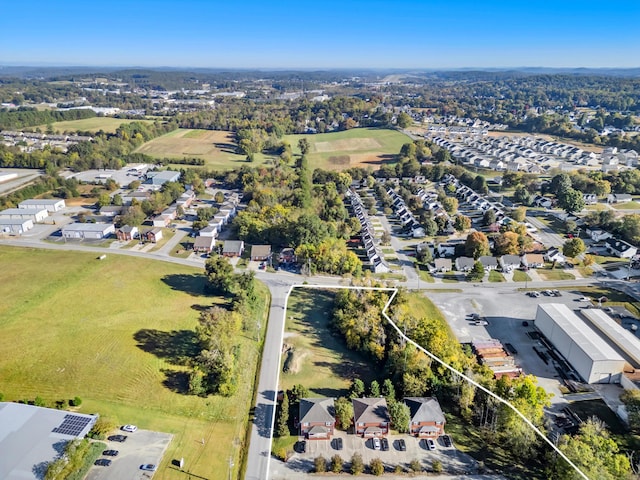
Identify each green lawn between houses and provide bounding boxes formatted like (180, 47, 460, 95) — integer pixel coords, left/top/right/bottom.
(0, 246, 269, 480)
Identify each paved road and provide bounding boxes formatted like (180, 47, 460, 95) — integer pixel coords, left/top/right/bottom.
(0, 235, 624, 480)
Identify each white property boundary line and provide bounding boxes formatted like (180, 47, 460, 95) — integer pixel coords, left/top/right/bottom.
(265, 284, 590, 480)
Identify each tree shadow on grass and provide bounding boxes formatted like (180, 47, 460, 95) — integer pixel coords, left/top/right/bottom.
(161, 273, 208, 297)
(134, 329, 201, 366)
(162, 369, 190, 394)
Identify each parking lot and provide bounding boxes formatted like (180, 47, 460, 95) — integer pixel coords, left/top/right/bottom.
(272, 431, 478, 477)
(428, 286, 597, 401)
(86, 429, 172, 480)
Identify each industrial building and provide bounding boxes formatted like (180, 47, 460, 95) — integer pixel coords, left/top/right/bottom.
(0, 402, 97, 480)
(535, 304, 626, 384)
(61, 222, 115, 239)
(0, 207, 48, 223)
(0, 218, 34, 234)
(581, 309, 640, 368)
(18, 198, 66, 212)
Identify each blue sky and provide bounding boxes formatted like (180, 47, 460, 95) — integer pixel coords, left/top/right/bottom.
(1, 0, 639, 68)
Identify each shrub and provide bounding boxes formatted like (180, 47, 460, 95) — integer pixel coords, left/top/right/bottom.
(410, 459, 422, 472)
(370, 458, 384, 475)
(87, 417, 117, 440)
(432, 459, 443, 473)
(70, 396, 82, 407)
(350, 453, 364, 475)
(393, 464, 403, 474)
(330, 454, 344, 473)
(34, 396, 47, 407)
(314, 456, 327, 473)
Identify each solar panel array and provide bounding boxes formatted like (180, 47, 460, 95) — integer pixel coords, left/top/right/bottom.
(52, 414, 92, 436)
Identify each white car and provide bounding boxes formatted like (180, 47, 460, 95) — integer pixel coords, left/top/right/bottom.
(426, 438, 436, 450)
(473, 320, 489, 326)
(373, 437, 381, 450)
(140, 464, 157, 471)
(122, 424, 137, 432)
(578, 297, 590, 302)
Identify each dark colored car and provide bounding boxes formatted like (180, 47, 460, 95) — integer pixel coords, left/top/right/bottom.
(94, 459, 112, 467)
(441, 435, 452, 447)
(102, 450, 119, 456)
(505, 343, 518, 354)
(295, 440, 307, 453)
(397, 439, 406, 451)
(333, 437, 343, 450)
(108, 435, 127, 443)
(381, 437, 389, 451)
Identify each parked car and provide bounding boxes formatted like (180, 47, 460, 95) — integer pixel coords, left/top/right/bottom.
(426, 438, 436, 450)
(441, 435, 452, 447)
(373, 437, 381, 450)
(122, 424, 137, 432)
(578, 297, 590, 302)
(468, 313, 480, 320)
(295, 440, 307, 453)
(95, 459, 112, 467)
(333, 437, 343, 450)
(108, 435, 127, 442)
(102, 450, 119, 456)
(140, 464, 157, 471)
(397, 439, 406, 451)
(381, 437, 389, 451)
(505, 343, 518, 354)
(473, 320, 489, 326)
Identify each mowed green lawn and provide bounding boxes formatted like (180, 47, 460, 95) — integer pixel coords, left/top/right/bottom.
(286, 127, 409, 170)
(0, 246, 268, 480)
(134, 128, 270, 170)
(36, 117, 153, 134)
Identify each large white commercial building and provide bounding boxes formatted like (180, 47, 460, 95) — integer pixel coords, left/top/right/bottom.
(581, 309, 640, 368)
(61, 223, 115, 239)
(18, 198, 66, 212)
(0, 218, 34, 234)
(0, 208, 48, 222)
(535, 304, 626, 384)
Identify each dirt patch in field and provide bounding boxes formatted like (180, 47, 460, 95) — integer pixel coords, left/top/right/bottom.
(327, 155, 350, 166)
(314, 137, 381, 152)
(282, 344, 307, 374)
(348, 153, 397, 168)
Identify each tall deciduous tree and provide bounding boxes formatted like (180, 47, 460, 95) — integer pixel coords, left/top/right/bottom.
(334, 397, 354, 430)
(465, 231, 490, 259)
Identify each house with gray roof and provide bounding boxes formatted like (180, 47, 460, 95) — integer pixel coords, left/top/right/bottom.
(299, 398, 335, 439)
(404, 397, 446, 438)
(352, 397, 390, 437)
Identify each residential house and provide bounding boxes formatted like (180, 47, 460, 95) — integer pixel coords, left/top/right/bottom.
(586, 228, 612, 242)
(152, 214, 172, 228)
(523, 253, 544, 269)
(583, 194, 598, 205)
(454, 256, 475, 272)
(352, 397, 390, 437)
(279, 248, 296, 263)
(544, 247, 565, 263)
(222, 240, 245, 257)
(116, 225, 138, 241)
(193, 235, 216, 254)
(250, 245, 272, 261)
(199, 225, 218, 238)
(499, 255, 521, 271)
(605, 238, 638, 258)
(479, 256, 498, 271)
(433, 258, 452, 272)
(142, 227, 163, 243)
(299, 398, 336, 440)
(372, 257, 390, 273)
(176, 189, 196, 209)
(404, 397, 446, 438)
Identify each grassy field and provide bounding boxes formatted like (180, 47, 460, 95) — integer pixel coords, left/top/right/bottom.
(488, 271, 506, 282)
(612, 201, 640, 210)
(134, 128, 262, 170)
(286, 128, 410, 170)
(281, 288, 375, 396)
(36, 117, 153, 134)
(0, 247, 268, 480)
